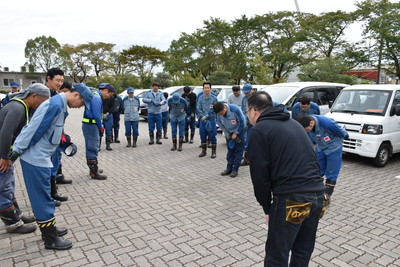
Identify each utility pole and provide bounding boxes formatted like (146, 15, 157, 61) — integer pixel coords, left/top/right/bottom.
(294, 0, 300, 12)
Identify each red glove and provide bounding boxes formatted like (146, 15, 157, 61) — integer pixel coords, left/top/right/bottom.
(99, 127, 105, 137)
(61, 134, 67, 144)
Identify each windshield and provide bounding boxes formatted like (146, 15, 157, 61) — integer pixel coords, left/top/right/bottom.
(217, 88, 232, 102)
(331, 90, 392, 115)
(262, 86, 300, 103)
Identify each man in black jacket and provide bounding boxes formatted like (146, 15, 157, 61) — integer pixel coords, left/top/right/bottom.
(247, 91, 326, 266)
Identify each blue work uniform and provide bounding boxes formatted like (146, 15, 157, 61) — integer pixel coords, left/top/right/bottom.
(168, 97, 188, 138)
(196, 93, 218, 144)
(122, 96, 140, 138)
(291, 102, 320, 120)
(12, 93, 68, 222)
(217, 104, 246, 172)
(308, 115, 348, 182)
(82, 91, 103, 159)
(142, 90, 166, 133)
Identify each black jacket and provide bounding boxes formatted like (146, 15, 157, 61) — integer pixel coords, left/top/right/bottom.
(248, 105, 325, 214)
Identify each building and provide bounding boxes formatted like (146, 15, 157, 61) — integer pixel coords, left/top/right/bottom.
(0, 68, 46, 92)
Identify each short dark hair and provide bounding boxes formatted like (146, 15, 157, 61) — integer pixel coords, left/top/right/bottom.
(232, 86, 240, 92)
(213, 101, 225, 113)
(61, 81, 72, 90)
(296, 114, 313, 128)
(183, 86, 191, 94)
(299, 96, 311, 105)
(203, 82, 212, 88)
(247, 91, 273, 113)
(46, 68, 64, 82)
(152, 82, 160, 87)
(163, 92, 169, 98)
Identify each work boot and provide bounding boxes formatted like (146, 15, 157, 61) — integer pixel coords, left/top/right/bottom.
(54, 200, 61, 207)
(51, 178, 68, 202)
(38, 219, 73, 250)
(0, 206, 37, 234)
(171, 138, 177, 151)
(240, 150, 250, 166)
(110, 135, 114, 143)
(87, 159, 107, 180)
(55, 166, 72, 184)
(178, 138, 183, 152)
(12, 199, 36, 223)
(42, 226, 68, 240)
(211, 144, 217, 158)
(149, 132, 154, 145)
(106, 136, 113, 151)
(199, 143, 207, 157)
(126, 136, 132, 147)
(189, 131, 195, 144)
(183, 131, 189, 143)
(207, 140, 212, 148)
(221, 169, 232, 176)
(156, 132, 162, 144)
(230, 171, 238, 178)
(163, 128, 168, 139)
(132, 137, 137, 148)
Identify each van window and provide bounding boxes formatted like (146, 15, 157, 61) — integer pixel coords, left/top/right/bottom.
(316, 88, 338, 105)
(331, 90, 392, 115)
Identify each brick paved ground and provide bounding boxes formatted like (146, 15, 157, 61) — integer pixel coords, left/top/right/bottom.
(1, 108, 399, 266)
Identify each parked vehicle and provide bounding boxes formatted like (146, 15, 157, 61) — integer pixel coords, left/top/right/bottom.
(326, 84, 400, 167)
(193, 85, 227, 97)
(261, 82, 348, 114)
(216, 85, 268, 103)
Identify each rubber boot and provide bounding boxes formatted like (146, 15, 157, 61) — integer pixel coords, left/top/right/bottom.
(55, 200, 61, 207)
(87, 159, 107, 180)
(163, 128, 168, 139)
(0, 206, 37, 234)
(156, 132, 162, 144)
(211, 144, 217, 159)
(106, 136, 113, 151)
(183, 131, 189, 143)
(110, 135, 114, 143)
(149, 132, 154, 145)
(55, 165, 72, 184)
(42, 227, 68, 240)
(114, 128, 120, 143)
(178, 138, 183, 152)
(38, 219, 73, 250)
(325, 179, 336, 201)
(199, 143, 207, 157)
(132, 137, 137, 148)
(126, 136, 132, 147)
(12, 199, 36, 223)
(240, 150, 250, 166)
(189, 131, 195, 144)
(207, 140, 212, 148)
(171, 138, 177, 151)
(51, 178, 68, 202)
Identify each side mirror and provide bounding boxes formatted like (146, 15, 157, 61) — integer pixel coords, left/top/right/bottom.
(328, 101, 333, 108)
(390, 104, 400, 116)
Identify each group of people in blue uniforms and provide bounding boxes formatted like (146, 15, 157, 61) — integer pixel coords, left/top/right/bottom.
(0, 73, 348, 264)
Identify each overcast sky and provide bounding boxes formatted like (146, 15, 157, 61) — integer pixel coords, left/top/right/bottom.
(1, 0, 362, 72)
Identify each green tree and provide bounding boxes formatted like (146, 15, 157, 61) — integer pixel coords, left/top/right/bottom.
(62, 44, 92, 83)
(25, 35, 67, 72)
(249, 54, 274, 84)
(251, 12, 308, 83)
(298, 57, 357, 84)
(154, 72, 172, 88)
(80, 42, 115, 77)
(207, 70, 234, 85)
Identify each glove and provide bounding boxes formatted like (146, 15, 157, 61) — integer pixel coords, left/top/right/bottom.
(10, 151, 20, 162)
(61, 134, 67, 144)
(103, 112, 109, 121)
(99, 127, 105, 137)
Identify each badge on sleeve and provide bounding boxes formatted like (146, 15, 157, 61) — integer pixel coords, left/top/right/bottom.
(231, 120, 236, 124)
(323, 136, 331, 142)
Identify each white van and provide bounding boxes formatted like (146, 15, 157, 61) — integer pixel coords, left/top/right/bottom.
(326, 84, 400, 167)
(261, 82, 348, 114)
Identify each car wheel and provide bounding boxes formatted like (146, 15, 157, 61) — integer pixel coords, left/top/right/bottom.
(372, 143, 390, 167)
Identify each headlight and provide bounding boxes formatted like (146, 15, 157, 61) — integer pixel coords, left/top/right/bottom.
(361, 124, 383, 134)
